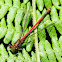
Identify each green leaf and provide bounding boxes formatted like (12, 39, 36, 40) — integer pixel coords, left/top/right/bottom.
(23, 49, 32, 62)
(51, 6, 62, 35)
(36, 0, 44, 11)
(44, 40, 56, 62)
(0, 44, 8, 62)
(44, 0, 52, 9)
(5, 0, 12, 7)
(39, 41, 49, 62)
(23, 0, 29, 4)
(52, 0, 60, 9)
(31, 51, 37, 62)
(7, 7, 17, 23)
(13, 0, 21, 8)
(0, 18, 7, 39)
(0, 0, 4, 5)
(16, 53, 24, 62)
(0, 5, 9, 19)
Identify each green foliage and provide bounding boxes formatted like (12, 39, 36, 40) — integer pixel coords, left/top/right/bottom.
(0, 0, 62, 62)
(36, 0, 44, 11)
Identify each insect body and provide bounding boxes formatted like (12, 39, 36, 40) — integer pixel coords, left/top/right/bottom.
(9, 8, 51, 52)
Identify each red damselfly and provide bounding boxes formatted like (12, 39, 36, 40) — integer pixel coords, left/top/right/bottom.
(9, 8, 51, 53)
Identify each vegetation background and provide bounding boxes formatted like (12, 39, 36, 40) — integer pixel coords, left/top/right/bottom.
(0, 0, 62, 62)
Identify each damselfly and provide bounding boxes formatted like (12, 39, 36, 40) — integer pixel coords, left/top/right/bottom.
(9, 8, 51, 53)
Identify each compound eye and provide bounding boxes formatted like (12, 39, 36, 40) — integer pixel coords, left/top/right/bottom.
(10, 45, 12, 48)
(9, 44, 12, 48)
(15, 48, 18, 50)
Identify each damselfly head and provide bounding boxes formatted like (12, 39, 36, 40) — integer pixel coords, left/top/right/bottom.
(9, 44, 12, 48)
(9, 44, 18, 53)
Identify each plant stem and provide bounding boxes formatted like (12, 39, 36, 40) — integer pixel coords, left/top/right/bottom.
(32, 0, 40, 62)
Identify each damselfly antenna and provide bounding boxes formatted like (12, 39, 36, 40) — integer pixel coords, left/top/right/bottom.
(9, 8, 51, 53)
